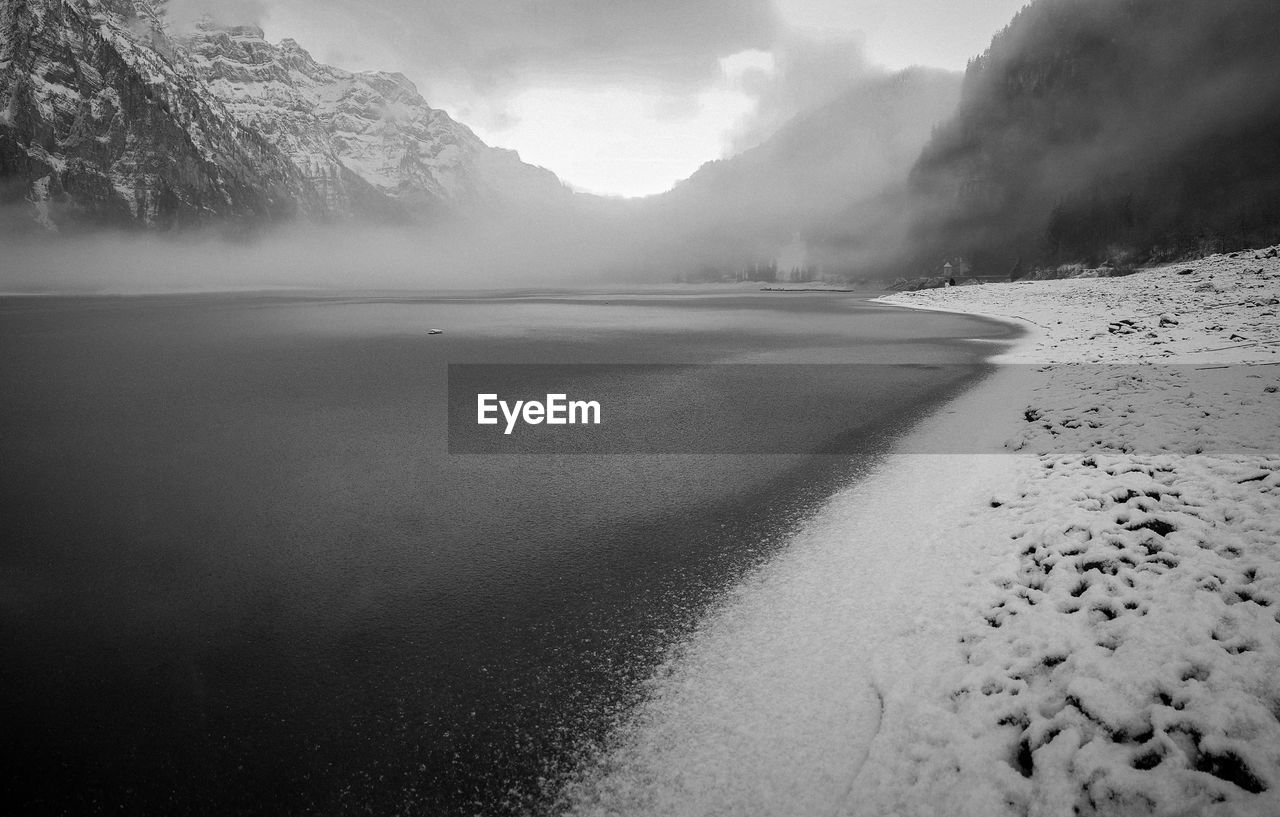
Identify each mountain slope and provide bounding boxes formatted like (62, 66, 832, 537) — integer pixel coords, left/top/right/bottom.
(902, 0, 1280, 275)
(0, 0, 319, 229)
(0, 0, 570, 231)
(646, 67, 962, 277)
(181, 21, 569, 218)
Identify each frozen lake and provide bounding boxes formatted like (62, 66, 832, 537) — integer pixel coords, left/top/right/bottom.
(0, 288, 1013, 814)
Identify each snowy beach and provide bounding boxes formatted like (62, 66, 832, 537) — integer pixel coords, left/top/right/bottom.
(564, 251, 1280, 816)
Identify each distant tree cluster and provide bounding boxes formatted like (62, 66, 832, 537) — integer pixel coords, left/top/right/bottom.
(744, 260, 779, 282)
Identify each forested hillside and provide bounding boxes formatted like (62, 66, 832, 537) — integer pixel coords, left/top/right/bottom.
(900, 0, 1280, 276)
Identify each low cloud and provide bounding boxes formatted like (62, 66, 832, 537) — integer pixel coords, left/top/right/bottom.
(160, 0, 268, 29)
(265, 0, 779, 96)
(0, 200, 648, 293)
(726, 30, 872, 154)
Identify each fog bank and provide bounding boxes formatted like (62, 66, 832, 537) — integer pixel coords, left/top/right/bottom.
(0, 206, 648, 293)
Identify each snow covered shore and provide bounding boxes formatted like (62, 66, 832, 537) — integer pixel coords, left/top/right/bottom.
(862, 251, 1280, 815)
(563, 250, 1280, 816)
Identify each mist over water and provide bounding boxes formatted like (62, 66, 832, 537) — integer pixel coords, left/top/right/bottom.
(0, 206, 647, 292)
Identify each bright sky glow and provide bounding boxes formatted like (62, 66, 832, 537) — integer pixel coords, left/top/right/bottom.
(459, 84, 759, 197)
(261, 0, 1030, 198)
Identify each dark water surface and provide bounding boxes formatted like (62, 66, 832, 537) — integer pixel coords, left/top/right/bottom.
(0, 289, 1013, 815)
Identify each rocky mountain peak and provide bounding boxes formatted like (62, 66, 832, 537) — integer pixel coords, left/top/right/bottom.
(1, 0, 570, 231)
(1, 0, 319, 229)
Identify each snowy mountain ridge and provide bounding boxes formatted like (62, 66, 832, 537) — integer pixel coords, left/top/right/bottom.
(0, 0, 570, 230)
(2, 0, 318, 228)
(180, 20, 569, 216)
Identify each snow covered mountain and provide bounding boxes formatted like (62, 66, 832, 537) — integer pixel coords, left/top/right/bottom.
(0, 0, 569, 231)
(0, 0, 320, 229)
(180, 20, 569, 217)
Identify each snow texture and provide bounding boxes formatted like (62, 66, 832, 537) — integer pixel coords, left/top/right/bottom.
(862, 252, 1280, 816)
(562, 251, 1280, 816)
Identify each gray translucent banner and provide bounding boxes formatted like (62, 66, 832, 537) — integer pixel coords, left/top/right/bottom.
(448, 363, 1279, 455)
(448, 363, 979, 454)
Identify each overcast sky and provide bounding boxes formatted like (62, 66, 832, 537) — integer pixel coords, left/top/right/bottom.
(208, 0, 1031, 197)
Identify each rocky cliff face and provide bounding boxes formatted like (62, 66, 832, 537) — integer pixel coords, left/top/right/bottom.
(0, 0, 569, 231)
(1, 0, 320, 229)
(180, 21, 569, 218)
